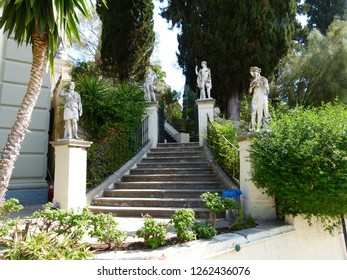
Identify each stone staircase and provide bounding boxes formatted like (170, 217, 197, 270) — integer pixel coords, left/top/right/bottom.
(89, 142, 230, 218)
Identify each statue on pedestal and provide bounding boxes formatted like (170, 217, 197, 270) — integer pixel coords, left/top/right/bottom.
(195, 61, 212, 99)
(60, 81, 82, 139)
(249, 66, 271, 131)
(144, 67, 157, 101)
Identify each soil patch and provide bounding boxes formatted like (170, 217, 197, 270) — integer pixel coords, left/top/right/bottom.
(88, 226, 236, 252)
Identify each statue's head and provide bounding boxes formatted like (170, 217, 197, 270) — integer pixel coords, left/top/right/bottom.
(201, 61, 207, 67)
(250, 66, 261, 73)
(69, 81, 75, 90)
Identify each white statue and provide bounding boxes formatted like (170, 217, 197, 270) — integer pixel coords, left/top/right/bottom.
(60, 81, 83, 139)
(249, 66, 270, 131)
(144, 67, 157, 101)
(195, 61, 212, 99)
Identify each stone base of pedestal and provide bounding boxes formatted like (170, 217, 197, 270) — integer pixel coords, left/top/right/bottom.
(238, 138, 276, 220)
(196, 98, 215, 146)
(50, 139, 92, 210)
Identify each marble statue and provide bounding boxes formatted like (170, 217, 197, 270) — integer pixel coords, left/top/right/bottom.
(195, 61, 212, 99)
(249, 66, 271, 131)
(60, 81, 83, 139)
(144, 67, 157, 101)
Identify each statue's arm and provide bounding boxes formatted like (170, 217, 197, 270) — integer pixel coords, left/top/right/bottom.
(195, 66, 199, 76)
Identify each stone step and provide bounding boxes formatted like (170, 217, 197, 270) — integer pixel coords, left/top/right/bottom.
(141, 156, 207, 163)
(147, 150, 204, 157)
(150, 145, 203, 152)
(130, 168, 214, 175)
(136, 162, 210, 169)
(113, 181, 223, 189)
(91, 197, 204, 208)
(121, 174, 219, 182)
(89, 205, 210, 218)
(157, 142, 199, 148)
(103, 188, 223, 198)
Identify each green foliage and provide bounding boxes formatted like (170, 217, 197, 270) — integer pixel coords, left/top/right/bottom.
(73, 75, 146, 188)
(276, 19, 347, 107)
(96, 0, 155, 82)
(31, 204, 93, 242)
(249, 104, 347, 231)
(301, 0, 347, 34)
(0, 0, 104, 74)
(89, 213, 127, 249)
(192, 222, 217, 240)
(201, 192, 242, 228)
(0, 198, 23, 219)
(207, 120, 240, 183)
(160, 88, 183, 129)
(0, 203, 127, 259)
(201, 192, 238, 215)
(4, 232, 93, 260)
(160, 0, 298, 119)
(170, 209, 196, 242)
(136, 214, 168, 249)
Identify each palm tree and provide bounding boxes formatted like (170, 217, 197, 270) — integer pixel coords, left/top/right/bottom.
(0, 0, 106, 206)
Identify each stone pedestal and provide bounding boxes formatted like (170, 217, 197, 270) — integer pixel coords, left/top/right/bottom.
(238, 138, 276, 220)
(145, 101, 159, 148)
(196, 98, 215, 146)
(50, 139, 92, 210)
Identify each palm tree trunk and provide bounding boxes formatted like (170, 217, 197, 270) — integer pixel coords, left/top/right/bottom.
(0, 27, 48, 206)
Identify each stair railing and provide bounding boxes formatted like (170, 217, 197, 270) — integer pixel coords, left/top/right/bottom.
(206, 114, 240, 184)
(134, 115, 149, 152)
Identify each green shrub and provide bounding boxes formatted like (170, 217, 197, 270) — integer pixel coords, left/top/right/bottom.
(192, 222, 217, 239)
(0, 203, 127, 259)
(201, 192, 242, 228)
(207, 120, 240, 183)
(170, 209, 196, 242)
(0, 198, 23, 219)
(89, 213, 126, 249)
(4, 232, 93, 260)
(249, 103, 347, 231)
(75, 78, 146, 189)
(136, 215, 168, 249)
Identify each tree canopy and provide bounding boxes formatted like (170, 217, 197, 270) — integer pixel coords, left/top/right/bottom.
(275, 19, 347, 107)
(96, 0, 155, 82)
(160, 0, 298, 120)
(302, 0, 347, 35)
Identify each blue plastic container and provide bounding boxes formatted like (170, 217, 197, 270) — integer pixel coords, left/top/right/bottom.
(222, 189, 242, 198)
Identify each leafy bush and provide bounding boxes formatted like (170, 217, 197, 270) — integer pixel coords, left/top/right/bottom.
(4, 232, 93, 260)
(75, 77, 146, 188)
(136, 215, 168, 249)
(192, 222, 217, 239)
(89, 213, 126, 249)
(0, 202, 127, 259)
(200, 192, 242, 228)
(207, 120, 240, 183)
(170, 209, 196, 242)
(0, 198, 23, 219)
(249, 104, 347, 231)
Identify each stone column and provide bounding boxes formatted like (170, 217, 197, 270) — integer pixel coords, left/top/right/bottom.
(50, 139, 92, 210)
(196, 98, 215, 146)
(238, 137, 276, 220)
(145, 101, 159, 148)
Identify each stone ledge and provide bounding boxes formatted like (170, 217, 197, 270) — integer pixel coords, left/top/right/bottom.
(94, 223, 295, 260)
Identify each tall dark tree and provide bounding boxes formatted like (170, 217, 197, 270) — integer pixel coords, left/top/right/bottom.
(96, 0, 155, 82)
(303, 0, 347, 34)
(160, 0, 298, 120)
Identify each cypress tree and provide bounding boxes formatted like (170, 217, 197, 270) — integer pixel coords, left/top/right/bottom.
(304, 0, 347, 34)
(96, 0, 155, 82)
(161, 0, 297, 120)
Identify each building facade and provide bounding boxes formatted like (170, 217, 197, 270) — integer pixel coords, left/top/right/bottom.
(0, 31, 51, 205)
